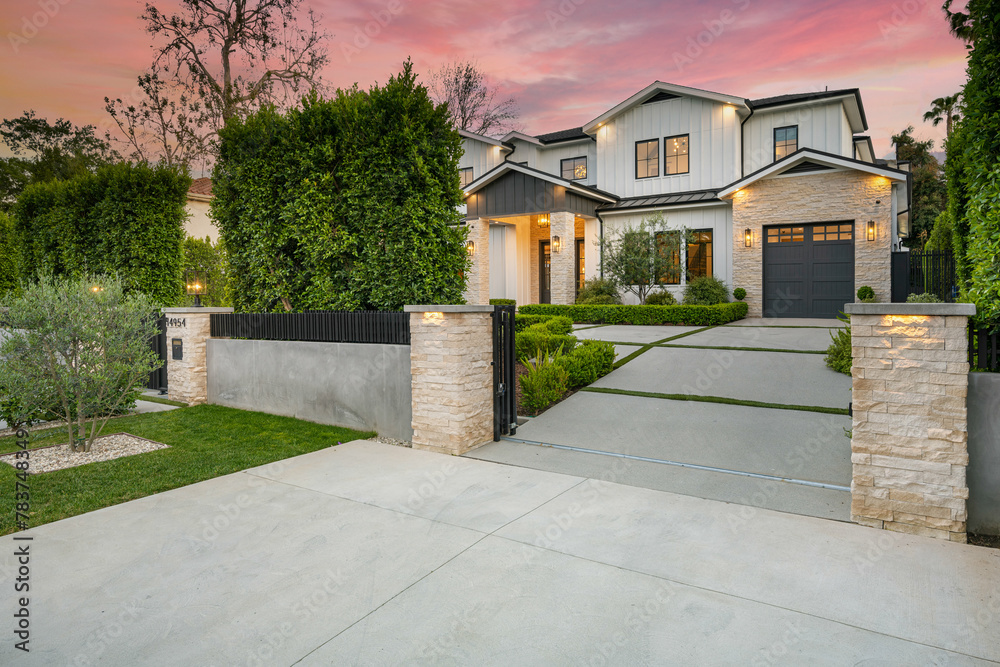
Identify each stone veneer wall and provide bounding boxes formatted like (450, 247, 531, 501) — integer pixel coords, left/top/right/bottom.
(730, 171, 893, 317)
(462, 218, 490, 305)
(549, 211, 577, 305)
(405, 305, 494, 455)
(164, 307, 233, 406)
(846, 303, 976, 542)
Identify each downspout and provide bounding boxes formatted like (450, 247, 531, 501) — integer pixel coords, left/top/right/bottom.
(739, 101, 754, 179)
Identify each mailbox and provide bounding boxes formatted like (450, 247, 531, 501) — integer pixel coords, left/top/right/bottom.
(171, 338, 183, 360)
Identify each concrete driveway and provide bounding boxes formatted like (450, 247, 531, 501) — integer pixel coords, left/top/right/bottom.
(1, 441, 997, 665)
(473, 320, 854, 520)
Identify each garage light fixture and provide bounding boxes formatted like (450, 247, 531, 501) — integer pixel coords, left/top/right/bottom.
(744, 228, 752, 248)
(552, 235, 561, 253)
(867, 220, 876, 242)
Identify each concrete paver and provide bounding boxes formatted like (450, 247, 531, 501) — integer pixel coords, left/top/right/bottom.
(679, 325, 838, 351)
(1, 441, 995, 665)
(572, 324, 702, 344)
(726, 317, 841, 327)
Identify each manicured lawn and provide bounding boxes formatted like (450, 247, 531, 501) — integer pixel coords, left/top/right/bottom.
(0, 404, 374, 536)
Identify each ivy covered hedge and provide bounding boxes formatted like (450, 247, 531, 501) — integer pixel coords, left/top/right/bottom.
(518, 302, 748, 325)
(12, 162, 188, 305)
(213, 61, 468, 312)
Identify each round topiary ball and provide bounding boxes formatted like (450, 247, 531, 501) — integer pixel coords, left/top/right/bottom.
(733, 288, 746, 301)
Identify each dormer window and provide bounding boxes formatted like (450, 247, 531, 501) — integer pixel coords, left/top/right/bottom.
(774, 126, 798, 161)
(636, 139, 659, 179)
(459, 167, 474, 188)
(664, 134, 689, 175)
(561, 156, 587, 181)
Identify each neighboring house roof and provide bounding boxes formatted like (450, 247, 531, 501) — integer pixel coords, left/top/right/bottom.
(598, 189, 721, 213)
(749, 88, 868, 133)
(463, 161, 618, 203)
(534, 127, 590, 144)
(582, 81, 750, 134)
(716, 147, 908, 198)
(187, 177, 214, 202)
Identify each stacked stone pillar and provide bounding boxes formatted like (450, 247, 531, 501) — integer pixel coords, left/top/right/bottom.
(549, 211, 577, 305)
(462, 218, 490, 305)
(846, 302, 976, 542)
(163, 307, 233, 406)
(405, 305, 494, 455)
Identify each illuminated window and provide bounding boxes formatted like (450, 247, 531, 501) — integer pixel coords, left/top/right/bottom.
(686, 230, 713, 279)
(636, 139, 659, 179)
(459, 167, 474, 188)
(655, 230, 681, 284)
(664, 134, 689, 175)
(561, 156, 587, 181)
(813, 224, 853, 241)
(774, 126, 798, 161)
(766, 226, 805, 243)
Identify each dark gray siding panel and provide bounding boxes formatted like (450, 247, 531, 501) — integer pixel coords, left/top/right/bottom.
(466, 170, 601, 218)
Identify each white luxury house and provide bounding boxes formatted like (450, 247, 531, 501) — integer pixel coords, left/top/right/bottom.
(458, 81, 911, 319)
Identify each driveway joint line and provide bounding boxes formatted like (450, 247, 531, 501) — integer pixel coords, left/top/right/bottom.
(654, 343, 827, 354)
(579, 386, 850, 416)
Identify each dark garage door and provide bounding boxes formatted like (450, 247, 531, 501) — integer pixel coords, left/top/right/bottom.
(763, 222, 854, 319)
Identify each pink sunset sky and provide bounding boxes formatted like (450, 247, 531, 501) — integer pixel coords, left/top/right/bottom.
(0, 0, 968, 159)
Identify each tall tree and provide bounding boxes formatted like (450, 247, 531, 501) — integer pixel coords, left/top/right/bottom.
(923, 93, 962, 137)
(105, 0, 329, 166)
(429, 60, 519, 137)
(892, 126, 947, 248)
(0, 111, 117, 209)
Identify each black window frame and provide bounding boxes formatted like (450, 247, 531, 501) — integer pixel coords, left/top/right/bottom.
(686, 229, 713, 281)
(663, 133, 690, 176)
(774, 125, 798, 162)
(459, 167, 474, 188)
(561, 156, 588, 181)
(635, 139, 659, 180)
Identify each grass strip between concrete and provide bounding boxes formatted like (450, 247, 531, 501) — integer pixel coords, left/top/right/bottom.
(580, 386, 850, 416)
(722, 324, 839, 329)
(655, 343, 827, 355)
(611, 326, 717, 369)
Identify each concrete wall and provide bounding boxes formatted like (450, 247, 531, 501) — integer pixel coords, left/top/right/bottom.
(207, 339, 412, 441)
(968, 373, 1000, 535)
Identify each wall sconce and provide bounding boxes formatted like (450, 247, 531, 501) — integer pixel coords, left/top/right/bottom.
(552, 235, 561, 253)
(465, 240, 476, 255)
(537, 213, 550, 228)
(744, 228, 753, 248)
(867, 220, 876, 242)
(185, 269, 206, 307)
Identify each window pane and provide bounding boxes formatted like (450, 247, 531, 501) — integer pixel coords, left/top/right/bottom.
(575, 160, 587, 179)
(460, 168, 473, 188)
(656, 231, 681, 284)
(562, 163, 573, 179)
(686, 230, 712, 279)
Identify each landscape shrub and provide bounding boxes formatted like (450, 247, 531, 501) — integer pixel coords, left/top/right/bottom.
(538, 315, 573, 335)
(578, 294, 619, 305)
(857, 286, 876, 302)
(576, 277, 621, 304)
(489, 298, 516, 306)
(518, 302, 748, 325)
(515, 327, 577, 360)
(519, 350, 569, 414)
(644, 290, 677, 306)
(555, 340, 616, 387)
(0, 212, 19, 297)
(825, 314, 852, 375)
(906, 292, 944, 303)
(733, 287, 746, 301)
(12, 162, 188, 305)
(180, 236, 229, 307)
(683, 275, 730, 305)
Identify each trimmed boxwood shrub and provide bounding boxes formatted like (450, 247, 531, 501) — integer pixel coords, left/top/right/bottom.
(857, 286, 875, 302)
(554, 340, 615, 387)
(490, 298, 516, 306)
(733, 287, 746, 301)
(645, 290, 677, 306)
(518, 302, 748, 325)
(516, 328, 577, 360)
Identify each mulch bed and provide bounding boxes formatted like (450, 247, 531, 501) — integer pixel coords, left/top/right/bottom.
(969, 533, 1000, 550)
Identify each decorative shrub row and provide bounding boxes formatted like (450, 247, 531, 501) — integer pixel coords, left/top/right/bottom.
(516, 329, 577, 360)
(489, 298, 516, 306)
(519, 340, 616, 414)
(518, 302, 748, 325)
(514, 314, 572, 333)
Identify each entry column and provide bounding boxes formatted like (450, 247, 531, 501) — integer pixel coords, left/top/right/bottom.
(549, 211, 577, 305)
(462, 218, 490, 304)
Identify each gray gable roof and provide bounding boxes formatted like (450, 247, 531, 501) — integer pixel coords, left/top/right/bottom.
(534, 127, 589, 144)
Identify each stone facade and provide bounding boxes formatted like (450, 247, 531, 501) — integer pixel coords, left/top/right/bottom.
(406, 305, 494, 456)
(462, 218, 490, 305)
(164, 307, 233, 406)
(846, 303, 976, 542)
(730, 171, 893, 317)
(549, 211, 577, 305)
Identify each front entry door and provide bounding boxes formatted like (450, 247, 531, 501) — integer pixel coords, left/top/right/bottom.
(540, 240, 551, 304)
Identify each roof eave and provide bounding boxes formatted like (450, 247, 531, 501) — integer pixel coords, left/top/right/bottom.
(582, 81, 750, 135)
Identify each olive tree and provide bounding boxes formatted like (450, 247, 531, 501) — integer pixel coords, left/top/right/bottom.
(597, 213, 688, 305)
(0, 275, 161, 451)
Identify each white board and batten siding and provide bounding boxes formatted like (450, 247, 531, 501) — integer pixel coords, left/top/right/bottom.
(594, 97, 742, 197)
(533, 140, 599, 188)
(598, 204, 734, 304)
(458, 138, 507, 183)
(743, 102, 853, 174)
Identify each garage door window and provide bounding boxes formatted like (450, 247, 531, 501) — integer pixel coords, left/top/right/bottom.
(767, 226, 804, 243)
(812, 224, 852, 241)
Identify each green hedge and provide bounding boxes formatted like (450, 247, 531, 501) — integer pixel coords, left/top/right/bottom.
(12, 162, 188, 305)
(518, 302, 748, 325)
(514, 314, 572, 333)
(489, 298, 515, 306)
(555, 340, 615, 387)
(516, 329, 577, 360)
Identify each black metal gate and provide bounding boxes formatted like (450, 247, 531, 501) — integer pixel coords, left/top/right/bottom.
(146, 314, 167, 393)
(891, 250, 957, 302)
(492, 304, 516, 440)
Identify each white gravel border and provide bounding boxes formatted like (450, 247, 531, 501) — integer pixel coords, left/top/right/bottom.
(368, 435, 412, 448)
(1, 433, 170, 474)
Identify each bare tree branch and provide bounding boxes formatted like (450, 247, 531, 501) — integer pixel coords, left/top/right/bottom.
(428, 59, 519, 137)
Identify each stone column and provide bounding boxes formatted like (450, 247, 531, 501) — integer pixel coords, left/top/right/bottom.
(462, 218, 490, 305)
(405, 305, 494, 455)
(162, 307, 233, 406)
(845, 302, 976, 542)
(549, 211, 576, 305)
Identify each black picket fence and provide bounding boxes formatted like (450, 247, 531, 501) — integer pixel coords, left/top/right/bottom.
(969, 325, 1000, 372)
(209, 310, 411, 345)
(891, 250, 957, 302)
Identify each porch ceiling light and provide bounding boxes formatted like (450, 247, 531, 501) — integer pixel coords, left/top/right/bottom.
(536, 213, 550, 228)
(466, 240, 476, 255)
(552, 235, 561, 253)
(867, 220, 876, 242)
(744, 228, 752, 248)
